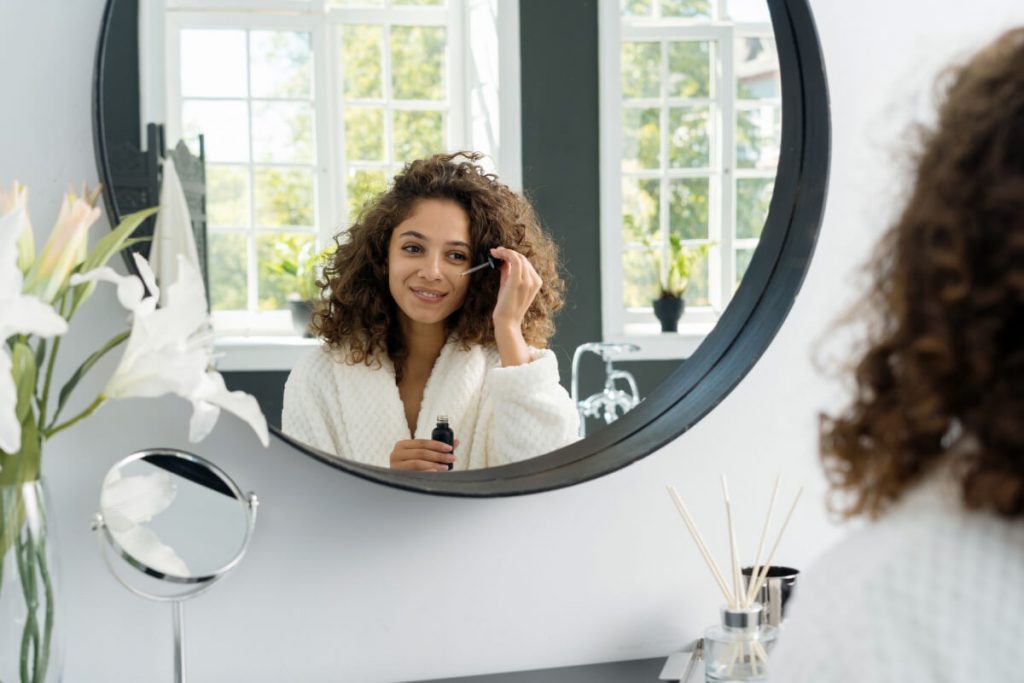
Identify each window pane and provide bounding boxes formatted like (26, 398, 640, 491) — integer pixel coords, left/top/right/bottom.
(736, 178, 773, 239)
(257, 232, 317, 310)
(668, 178, 709, 240)
(393, 110, 445, 161)
(254, 168, 315, 227)
(344, 107, 385, 161)
(736, 37, 780, 99)
(620, 0, 653, 17)
(682, 250, 709, 306)
(208, 231, 247, 311)
(250, 30, 313, 99)
(622, 178, 660, 245)
(668, 106, 710, 168)
(621, 42, 660, 99)
(182, 100, 250, 162)
(667, 41, 710, 98)
(736, 106, 781, 170)
(181, 30, 246, 98)
(252, 102, 314, 163)
(735, 247, 754, 287)
(391, 26, 446, 101)
(207, 166, 250, 226)
(660, 0, 711, 19)
(622, 108, 660, 171)
(341, 25, 383, 99)
(727, 0, 771, 23)
(623, 249, 659, 308)
(347, 168, 388, 219)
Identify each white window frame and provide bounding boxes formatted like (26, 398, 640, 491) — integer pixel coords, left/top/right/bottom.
(598, 0, 778, 360)
(149, 0, 520, 364)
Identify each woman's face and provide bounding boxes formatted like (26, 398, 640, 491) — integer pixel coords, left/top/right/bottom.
(387, 198, 473, 328)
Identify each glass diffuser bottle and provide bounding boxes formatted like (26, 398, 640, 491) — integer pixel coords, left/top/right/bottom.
(704, 604, 777, 682)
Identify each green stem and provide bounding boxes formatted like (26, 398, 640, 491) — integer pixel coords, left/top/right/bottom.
(35, 535, 54, 683)
(45, 395, 106, 439)
(16, 525, 39, 683)
(47, 330, 128, 431)
(37, 305, 64, 433)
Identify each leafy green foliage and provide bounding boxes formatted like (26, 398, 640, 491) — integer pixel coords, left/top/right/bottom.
(651, 234, 711, 298)
(259, 235, 335, 306)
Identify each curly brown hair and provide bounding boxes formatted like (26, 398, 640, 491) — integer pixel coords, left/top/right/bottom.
(821, 28, 1024, 520)
(311, 151, 565, 377)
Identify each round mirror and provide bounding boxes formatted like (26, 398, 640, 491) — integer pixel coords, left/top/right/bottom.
(92, 0, 828, 495)
(97, 449, 255, 582)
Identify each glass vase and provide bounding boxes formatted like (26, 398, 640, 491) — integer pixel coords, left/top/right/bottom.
(704, 605, 777, 682)
(0, 479, 63, 683)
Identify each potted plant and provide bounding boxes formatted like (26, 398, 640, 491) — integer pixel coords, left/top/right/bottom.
(264, 239, 334, 337)
(650, 234, 711, 333)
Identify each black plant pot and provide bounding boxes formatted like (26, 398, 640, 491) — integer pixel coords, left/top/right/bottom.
(288, 299, 315, 337)
(652, 296, 685, 333)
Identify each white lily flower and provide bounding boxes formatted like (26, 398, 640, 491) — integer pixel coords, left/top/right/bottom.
(0, 206, 68, 453)
(101, 467, 191, 577)
(24, 189, 101, 303)
(70, 253, 269, 446)
(0, 182, 35, 274)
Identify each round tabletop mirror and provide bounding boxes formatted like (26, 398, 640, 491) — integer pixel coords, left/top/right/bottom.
(98, 449, 255, 582)
(92, 0, 829, 496)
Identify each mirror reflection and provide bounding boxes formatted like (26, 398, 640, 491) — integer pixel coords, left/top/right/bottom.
(99, 0, 781, 469)
(100, 453, 251, 579)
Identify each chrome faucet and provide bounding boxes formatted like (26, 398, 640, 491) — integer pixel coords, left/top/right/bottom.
(571, 342, 642, 437)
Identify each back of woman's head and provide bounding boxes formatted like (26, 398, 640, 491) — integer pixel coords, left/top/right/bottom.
(822, 28, 1024, 519)
(312, 151, 565, 366)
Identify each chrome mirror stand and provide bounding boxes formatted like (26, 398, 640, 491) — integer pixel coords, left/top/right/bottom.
(92, 449, 259, 683)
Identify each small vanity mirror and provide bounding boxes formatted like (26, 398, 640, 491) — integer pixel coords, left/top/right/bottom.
(92, 448, 258, 681)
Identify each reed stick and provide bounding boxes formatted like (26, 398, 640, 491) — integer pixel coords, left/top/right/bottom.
(749, 486, 804, 602)
(721, 476, 742, 609)
(666, 485, 735, 605)
(743, 476, 780, 607)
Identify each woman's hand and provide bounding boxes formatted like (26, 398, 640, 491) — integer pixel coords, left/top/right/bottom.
(490, 246, 542, 329)
(490, 246, 541, 367)
(389, 438, 458, 471)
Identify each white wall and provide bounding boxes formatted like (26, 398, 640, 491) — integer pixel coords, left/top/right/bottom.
(4, 1, 1024, 681)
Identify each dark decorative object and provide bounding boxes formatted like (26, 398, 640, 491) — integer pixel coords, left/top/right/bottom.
(102, 120, 210, 309)
(653, 296, 685, 332)
(288, 299, 315, 338)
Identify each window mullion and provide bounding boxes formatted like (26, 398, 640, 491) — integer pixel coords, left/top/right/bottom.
(659, 38, 670, 290)
(382, 22, 394, 168)
(719, 27, 736, 309)
(313, 20, 335, 248)
(245, 29, 259, 314)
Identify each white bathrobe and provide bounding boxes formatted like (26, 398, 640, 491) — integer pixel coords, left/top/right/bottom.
(281, 339, 580, 469)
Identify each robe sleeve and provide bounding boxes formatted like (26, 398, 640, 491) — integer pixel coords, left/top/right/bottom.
(479, 347, 580, 467)
(282, 349, 348, 458)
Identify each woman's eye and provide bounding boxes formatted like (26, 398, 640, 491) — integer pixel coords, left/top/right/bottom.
(402, 244, 422, 254)
(449, 252, 468, 262)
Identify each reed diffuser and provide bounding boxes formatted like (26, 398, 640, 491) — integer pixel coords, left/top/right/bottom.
(666, 476, 802, 682)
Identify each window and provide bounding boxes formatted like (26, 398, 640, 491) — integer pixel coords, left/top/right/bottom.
(155, 0, 517, 336)
(599, 0, 781, 357)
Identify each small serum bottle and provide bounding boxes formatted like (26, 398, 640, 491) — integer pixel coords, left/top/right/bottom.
(432, 415, 455, 471)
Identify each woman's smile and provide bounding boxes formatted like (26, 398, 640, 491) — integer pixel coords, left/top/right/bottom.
(410, 287, 448, 303)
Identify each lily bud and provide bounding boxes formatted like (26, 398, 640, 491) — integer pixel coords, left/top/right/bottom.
(0, 182, 35, 274)
(24, 188, 101, 303)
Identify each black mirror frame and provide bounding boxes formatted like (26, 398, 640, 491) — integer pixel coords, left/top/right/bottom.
(93, 0, 829, 498)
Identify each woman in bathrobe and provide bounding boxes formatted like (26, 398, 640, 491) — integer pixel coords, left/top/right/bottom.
(282, 152, 579, 470)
